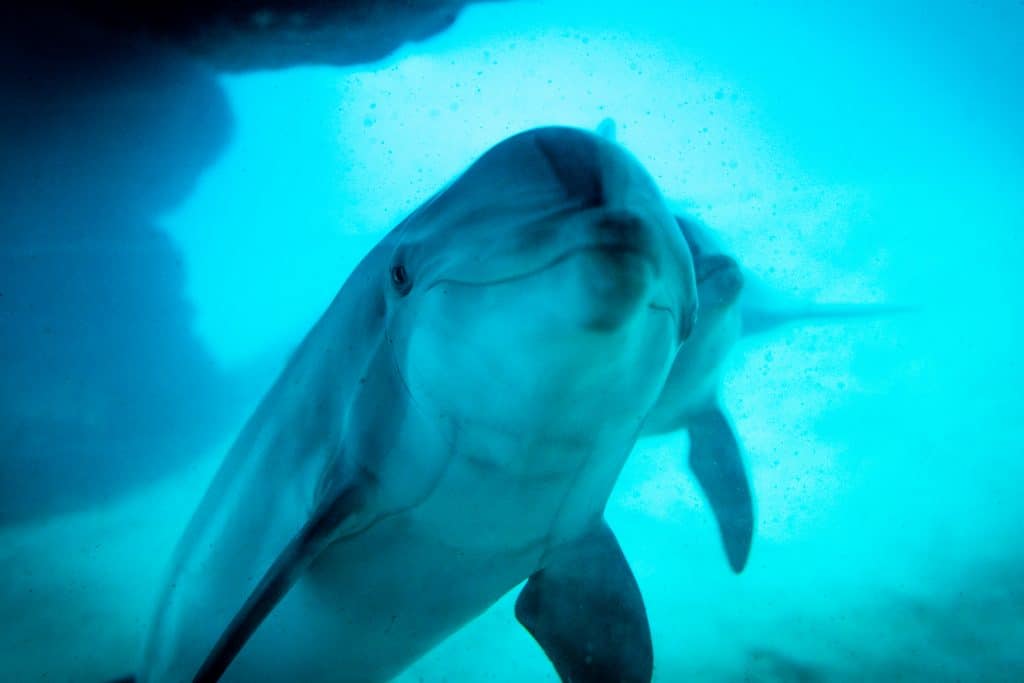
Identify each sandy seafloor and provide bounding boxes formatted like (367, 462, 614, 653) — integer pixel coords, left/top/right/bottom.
(2, 1, 1023, 681)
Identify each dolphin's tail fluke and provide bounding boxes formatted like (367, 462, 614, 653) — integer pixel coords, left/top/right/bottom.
(106, 676, 135, 683)
(741, 300, 918, 337)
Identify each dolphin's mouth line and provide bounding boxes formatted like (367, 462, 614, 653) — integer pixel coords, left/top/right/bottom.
(648, 303, 679, 339)
(424, 243, 657, 291)
(649, 303, 675, 316)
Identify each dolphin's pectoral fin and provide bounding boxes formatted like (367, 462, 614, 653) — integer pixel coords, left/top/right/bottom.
(192, 483, 367, 683)
(688, 405, 754, 573)
(515, 522, 653, 683)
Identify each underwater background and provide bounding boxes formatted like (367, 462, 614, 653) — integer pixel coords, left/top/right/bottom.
(2, 1, 1022, 680)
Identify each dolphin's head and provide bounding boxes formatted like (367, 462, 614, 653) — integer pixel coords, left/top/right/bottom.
(676, 215, 744, 315)
(382, 126, 697, 439)
(641, 217, 746, 434)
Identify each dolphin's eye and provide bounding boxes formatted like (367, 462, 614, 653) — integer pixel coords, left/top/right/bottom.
(390, 264, 412, 296)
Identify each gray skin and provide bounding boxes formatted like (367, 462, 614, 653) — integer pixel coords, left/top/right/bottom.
(642, 214, 908, 573)
(646, 218, 747, 431)
(642, 216, 752, 573)
(136, 127, 697, 683)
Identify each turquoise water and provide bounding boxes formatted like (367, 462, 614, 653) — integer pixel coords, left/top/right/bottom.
(2, 1, 1022, 681)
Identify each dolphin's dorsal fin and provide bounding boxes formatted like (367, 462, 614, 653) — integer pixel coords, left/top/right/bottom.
(596, 117, 617, 141)
(192, 484, 367, 682)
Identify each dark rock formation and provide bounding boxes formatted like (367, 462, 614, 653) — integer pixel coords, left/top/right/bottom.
(0, 16, 240, 522)
(0, 1, 490, 521)
(7, 1, 490, 72)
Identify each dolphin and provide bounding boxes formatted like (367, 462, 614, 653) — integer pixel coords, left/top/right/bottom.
(642, 212, 911, 573)
(132, 126, 697, 683)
